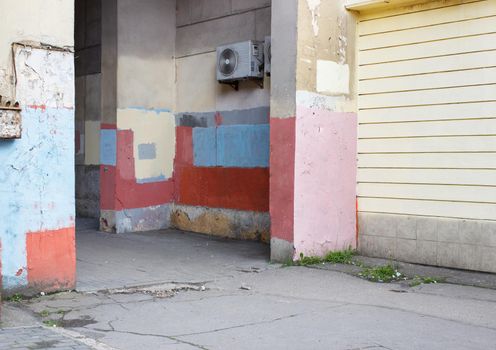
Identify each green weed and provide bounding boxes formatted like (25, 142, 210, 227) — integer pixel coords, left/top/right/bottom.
(409, 276, 443, 287)
(323, 249, 356, 264)
(5, 293, 23, 302)
(39, 310, 50, 318)
(359, 264, 403, 283)
(43, 320, 60, 328)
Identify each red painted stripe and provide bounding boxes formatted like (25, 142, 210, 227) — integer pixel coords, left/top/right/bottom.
(100, 165, 117, 210)
(26, 227, 76, 292)
(177, 166, 269, 212)
(269, 117, 296, 243)
(174, 127, 193, 166)
(101, 123, 116, 130)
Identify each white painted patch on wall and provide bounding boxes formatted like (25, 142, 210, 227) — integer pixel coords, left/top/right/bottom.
(316, 60, 350, 95)
(306, 0, 321, 36)
(14, 46, 74, 108)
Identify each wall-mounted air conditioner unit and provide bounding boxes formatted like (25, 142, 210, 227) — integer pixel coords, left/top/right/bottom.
(216, 40, 264, 89)
(264, 36, 271, 77)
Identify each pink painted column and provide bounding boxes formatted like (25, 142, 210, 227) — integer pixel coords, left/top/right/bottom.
(293, 106, 357, 257)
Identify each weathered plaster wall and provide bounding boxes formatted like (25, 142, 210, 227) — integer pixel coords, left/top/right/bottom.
(100, 0, 177, 233)
(0, 1, 74, 99)
(0, 1, 75, 294)
(269, 0, 358, 261)
(293, 0, 358, 258)
(173, 0, 272, 240)
(75, 0, 102, 218)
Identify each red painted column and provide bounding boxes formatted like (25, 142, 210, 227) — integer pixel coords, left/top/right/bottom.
(269, 117, 296, 261)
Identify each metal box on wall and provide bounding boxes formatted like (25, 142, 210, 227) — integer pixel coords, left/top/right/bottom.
(0, 98, 22, 139)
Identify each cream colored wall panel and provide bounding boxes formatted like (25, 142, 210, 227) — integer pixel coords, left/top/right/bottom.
(358, 153, 496, 169)
(358, 0, 494, 34)
(358, 85, 496, 109)
(117, 108, 176, 181)
(358, 197, 496, 220)
(359, 67, 496, 93)
(176, 53, 218, 113)
(359, 50, 496, 79)
(358, 136, 496, 153)
(358, 183, 496, 203)
(359, 16, 496, 50)
(358, 168, 496, 186)
(359, 119, 496, 138)
(359, 101, 496, 123)
(359, 33, 496, 65)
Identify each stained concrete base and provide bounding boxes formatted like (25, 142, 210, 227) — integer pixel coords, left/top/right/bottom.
(99, 204, 171, 234)
(2, 219, 496, 350)
(171, 204, 270, 242)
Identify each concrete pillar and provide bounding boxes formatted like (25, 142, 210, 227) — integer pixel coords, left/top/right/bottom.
(269, 0, 298, 262)
(270, 0, 358, 261)
(100, 0, 177, 233)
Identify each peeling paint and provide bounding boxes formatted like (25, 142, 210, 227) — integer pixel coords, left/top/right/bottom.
(1, 45, 75, 292)
(306, 0, 321, 36)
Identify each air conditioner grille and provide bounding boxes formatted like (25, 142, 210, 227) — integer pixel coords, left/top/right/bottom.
(219, 48, 238, 76)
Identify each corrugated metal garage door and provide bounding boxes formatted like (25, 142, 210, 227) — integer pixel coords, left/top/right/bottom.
(357, 0, 496, 220)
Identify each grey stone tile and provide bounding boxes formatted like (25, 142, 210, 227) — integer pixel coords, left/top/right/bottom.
(416, 216, 437, 242)
(397, 216, 417, 240)
(437, 218, 460, 243)
(395, 238, 417, 262)
(458, 219, 482, 245)
(480, 221, 496, 248)
(416, 240, 438, 266)
(479, 246, 496, 273)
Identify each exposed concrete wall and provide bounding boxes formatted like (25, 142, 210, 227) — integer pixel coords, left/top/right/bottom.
(174, 0, 272, 241)
(0, 1, 75, 294)
(75, 0, 102, 218)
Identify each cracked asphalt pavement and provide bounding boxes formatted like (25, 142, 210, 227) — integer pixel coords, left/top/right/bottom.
(2, 219, 496, 350)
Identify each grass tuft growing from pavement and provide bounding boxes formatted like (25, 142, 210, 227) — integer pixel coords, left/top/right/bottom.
(323, 249, 356, 264)
(43, 320, 60, 328)
(409, 276, 443, 287)
(359, 264, 403, 283)
(5, 293, 24, 302)
(288, 249, 357, 266)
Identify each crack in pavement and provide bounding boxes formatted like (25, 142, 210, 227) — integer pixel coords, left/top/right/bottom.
(84, 327, 211, 350)
(169, 303, 348, 338)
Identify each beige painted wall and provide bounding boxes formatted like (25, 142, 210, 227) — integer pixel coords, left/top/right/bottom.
(296, 0, 357, 112)
(176, 0, 271, 113)
(0, 0, 74, 99)
(117, 0, 176, 110)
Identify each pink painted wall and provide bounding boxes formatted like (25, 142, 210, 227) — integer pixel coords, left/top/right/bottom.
(293, 105, 357, 257)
